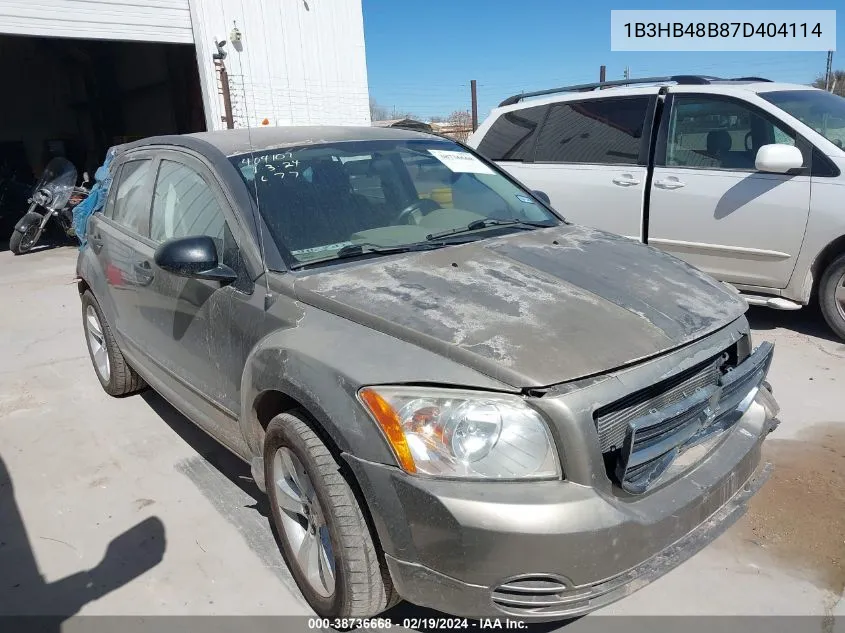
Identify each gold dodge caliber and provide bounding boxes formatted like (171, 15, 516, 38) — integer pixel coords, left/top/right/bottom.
(77, 126, 780, 620)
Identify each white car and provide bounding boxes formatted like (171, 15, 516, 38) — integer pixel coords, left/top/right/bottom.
(468, 75, 845, 339)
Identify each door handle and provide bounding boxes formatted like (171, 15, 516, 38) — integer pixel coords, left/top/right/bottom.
(88, 233, 104, 254)
(612, 175, 641, 187)
(132, 260, 155, 286)
(653, 178, 686, 190)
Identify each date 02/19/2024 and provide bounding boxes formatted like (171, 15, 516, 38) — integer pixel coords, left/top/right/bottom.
(623, 22, 823, 38)
(307, 617, 528, 630)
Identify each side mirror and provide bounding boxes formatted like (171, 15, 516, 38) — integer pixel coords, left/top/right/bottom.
(532, 190, 551, 205)
(755, 144, 803, 174)
(154, 235, 237, 284)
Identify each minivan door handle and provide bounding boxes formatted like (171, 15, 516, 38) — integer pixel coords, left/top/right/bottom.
(612, 174, 641, 187)
(653, 177, 686, 190)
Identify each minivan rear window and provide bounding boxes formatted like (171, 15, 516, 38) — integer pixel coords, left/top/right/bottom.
(534, 97, 650, 165)
(476, 105, 546, 161)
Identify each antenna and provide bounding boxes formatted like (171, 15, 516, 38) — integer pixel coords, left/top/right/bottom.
(231, 33, 274, 310)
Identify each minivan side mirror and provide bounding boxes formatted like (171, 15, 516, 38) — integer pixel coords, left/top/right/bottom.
(755, 144, 803, 174)
(154, 235, 237, 284)
(532, 190, 551, 205)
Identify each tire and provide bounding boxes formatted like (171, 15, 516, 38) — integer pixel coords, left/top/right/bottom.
(819, 253, 845, 341)
(264, 410, 397, 618)
(9, 225, 38, 255)
(81, 290, 146, 396)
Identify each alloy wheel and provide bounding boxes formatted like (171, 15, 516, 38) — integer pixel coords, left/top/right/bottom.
(272, 447, 336, 598)
(836, 273, 845, 323)
(85, 305, 110, 382)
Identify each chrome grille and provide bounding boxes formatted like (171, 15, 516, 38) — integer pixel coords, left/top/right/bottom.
(596, 341, 774, 494)
(594, 356, 723, 453)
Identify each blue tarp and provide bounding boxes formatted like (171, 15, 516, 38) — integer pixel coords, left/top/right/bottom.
(73, 147, 118, 249)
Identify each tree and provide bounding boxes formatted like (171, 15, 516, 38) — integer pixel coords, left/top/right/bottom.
(369, 98, 389, 121)
(812, 70, 845, 97)
(447, 110, 472, 127)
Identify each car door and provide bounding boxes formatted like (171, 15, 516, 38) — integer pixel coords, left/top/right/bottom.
(133, 152, 258, 444)
(647, 91, 811, 288)
(491, 93, 656, 240)
(88, 153, 157, 353)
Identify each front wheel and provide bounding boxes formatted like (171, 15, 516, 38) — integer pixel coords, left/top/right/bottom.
(264, 410, 397, 618)
(9, 223, 39, 255)
(819, 253, 845, 341)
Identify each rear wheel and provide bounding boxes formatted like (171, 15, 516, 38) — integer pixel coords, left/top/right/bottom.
(81, 290, 146, 396)
(264, 410, 397, 618)
(9, 224, 38, 255)
(819, 253, 845, 341)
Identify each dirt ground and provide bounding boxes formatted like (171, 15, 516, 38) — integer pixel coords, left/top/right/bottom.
(0, 246, 843, 630)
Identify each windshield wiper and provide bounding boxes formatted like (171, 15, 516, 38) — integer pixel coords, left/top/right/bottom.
(290, 242, 449, 270)
(426, 218, 553, 241)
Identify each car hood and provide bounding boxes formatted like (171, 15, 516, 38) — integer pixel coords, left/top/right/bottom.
(293, 224, 747, 388)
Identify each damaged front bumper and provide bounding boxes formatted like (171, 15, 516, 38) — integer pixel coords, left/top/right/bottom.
(345, 382, 779, 620)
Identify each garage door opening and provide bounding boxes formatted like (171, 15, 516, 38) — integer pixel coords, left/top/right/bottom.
(0, 34, 205, 241)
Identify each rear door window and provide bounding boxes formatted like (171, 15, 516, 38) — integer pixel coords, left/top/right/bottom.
(534, 97, 650, 165)
(110, 159, 153, 236)
(476, 105, 546, 161)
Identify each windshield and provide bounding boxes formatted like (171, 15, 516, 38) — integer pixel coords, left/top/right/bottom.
(35, 157, 78, 210)
(229, 138, 560, 268)
(761, 90, 845, 151)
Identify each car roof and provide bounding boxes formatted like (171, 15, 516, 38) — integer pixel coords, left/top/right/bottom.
(494, 81, 819, 113)
(186, 125, 436, 157)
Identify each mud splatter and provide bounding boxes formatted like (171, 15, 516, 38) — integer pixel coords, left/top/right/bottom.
(730, 423, 845, 595)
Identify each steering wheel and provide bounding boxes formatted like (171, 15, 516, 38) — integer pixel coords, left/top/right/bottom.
(395, 198, 441, 225)
(744, 132, 753, 152)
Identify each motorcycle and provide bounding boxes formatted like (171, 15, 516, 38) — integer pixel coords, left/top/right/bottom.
(9, 158, 90, 255)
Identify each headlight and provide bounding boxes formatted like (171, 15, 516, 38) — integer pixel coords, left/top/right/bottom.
(358, 387, 560, 480)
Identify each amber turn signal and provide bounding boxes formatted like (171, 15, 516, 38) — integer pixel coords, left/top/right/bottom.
(358, 388, 417, 473)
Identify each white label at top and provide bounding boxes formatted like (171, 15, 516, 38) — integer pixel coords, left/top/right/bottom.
(428, 150, 494, 174)
(611, 10, 836, 51)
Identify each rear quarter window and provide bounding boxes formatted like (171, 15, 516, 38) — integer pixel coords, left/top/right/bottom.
(534, 96, 650, 165)
(477, 105, 546, 161)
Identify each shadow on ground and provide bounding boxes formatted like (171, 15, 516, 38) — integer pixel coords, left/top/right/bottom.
(0, 454, 166, 630)
(746, 302, 841, 343)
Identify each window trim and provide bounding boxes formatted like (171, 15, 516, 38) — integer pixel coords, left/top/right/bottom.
(532, 95, 656, 167)
(655, 92, 814, 176)
(103, 153, 157, 239)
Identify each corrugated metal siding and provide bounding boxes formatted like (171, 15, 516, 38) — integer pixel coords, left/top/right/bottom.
(191, 0, 370, 130)
(0, 0, 193, 43)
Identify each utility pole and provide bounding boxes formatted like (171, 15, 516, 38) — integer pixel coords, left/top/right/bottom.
(600, 65, 606, 82)
(825, 50, 834, 91)
(470, 79, 478, 132)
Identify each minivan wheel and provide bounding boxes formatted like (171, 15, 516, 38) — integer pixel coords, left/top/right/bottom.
(81, 290, 146, 396)
(819, 253, 845, 341)
(264, 410, 397, 618)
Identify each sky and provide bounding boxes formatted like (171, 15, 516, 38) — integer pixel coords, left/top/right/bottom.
(361, 0, 843, 122)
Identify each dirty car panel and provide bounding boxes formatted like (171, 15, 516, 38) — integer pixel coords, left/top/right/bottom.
(75, 126, 779, 621)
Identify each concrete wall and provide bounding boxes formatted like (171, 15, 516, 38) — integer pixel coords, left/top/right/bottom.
(189, 0, 371, 131)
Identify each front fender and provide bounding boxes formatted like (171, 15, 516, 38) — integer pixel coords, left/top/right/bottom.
(239, 336, 398, 466)
(14, 210, 44, 232)
(238, 305, 518, 466)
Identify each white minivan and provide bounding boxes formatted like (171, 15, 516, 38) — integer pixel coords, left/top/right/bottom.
(468, 76, 845, 339)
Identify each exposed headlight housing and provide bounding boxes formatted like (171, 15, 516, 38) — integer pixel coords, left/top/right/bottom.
(358, 387, 560, 480)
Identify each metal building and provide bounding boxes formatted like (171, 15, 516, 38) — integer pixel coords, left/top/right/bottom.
(0, 0, 370, 197)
